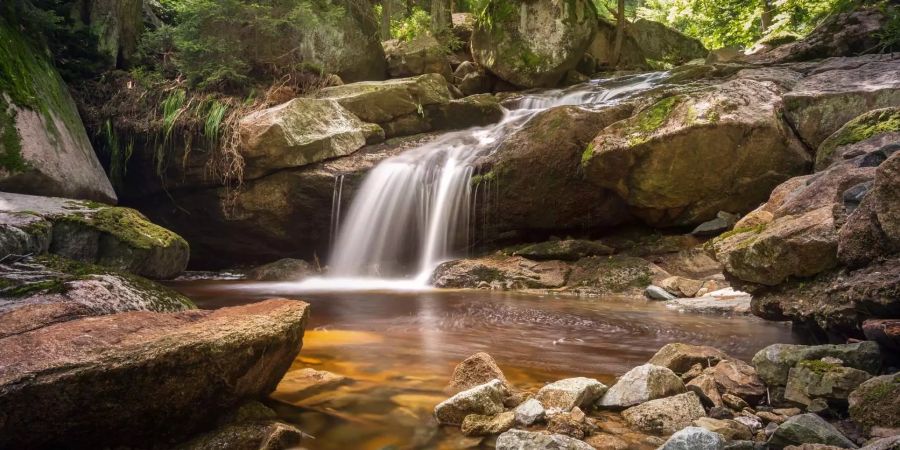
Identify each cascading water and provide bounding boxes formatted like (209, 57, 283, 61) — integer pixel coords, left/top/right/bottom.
(298, 72, 668, 290)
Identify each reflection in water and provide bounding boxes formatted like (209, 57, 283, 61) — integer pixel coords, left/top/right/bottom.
(169, 281, 806, 449)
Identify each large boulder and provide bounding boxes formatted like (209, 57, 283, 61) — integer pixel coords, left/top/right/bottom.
(1, 192, 189, 279)
(564, 255, 669, 295)
(582, 79, 810, 227)
(814, 107, 900, 172)
(0, 299, 309, 449)
(621, 392, 707, 435)
(384, 35, 452, 78)
(434, 379, 507, 425)
(585, 18, 648, 70)
(626, 19, 707, 66)
(475, 104, 634, 240)
(535, 377, 607, 411)
(783, 57, 900, 149)
(751, 342, 882, 388)
(848, 374, 900, 433)
(0, 255, 195, 339)
(333, 0, 387, 82)
(767, 414, 857, 449)
(0, 17, 116, 203)
(471, 0, 597, 88)
(430, 255, 569, 289)
(598, 363, 685, 409)
(238, 98, 370, 178)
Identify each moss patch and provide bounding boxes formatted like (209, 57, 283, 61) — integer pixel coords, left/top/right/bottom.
(624, 95, 681, 146)
(797, 359, 840, 374)
(581, 142, 595, 166)
(59, 206, 186, 250)
(817, 108, 900, 169)
(0, 96, 27, 173)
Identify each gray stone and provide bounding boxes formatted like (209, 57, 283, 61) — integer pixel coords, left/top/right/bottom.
(784, 360, 872, 406)
(649, 343, 730, 374)
(692, 212, 739, 236)
(768, 414, 858, 449)
(621, 392, 707, 434)
(535, 377, 607, 411)
(751, 342, 881, 387)
(860, 436, 900, 450)
(434, 379, 507, 425)
(515, 398, 546, 426)
(495, 429, 594, 450)
(646, 285, 677, 300)
(599, 363, 685, 408)
(658, 426, 726, 450)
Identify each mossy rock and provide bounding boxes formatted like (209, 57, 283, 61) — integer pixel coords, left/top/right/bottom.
(1, 191, 189, 279)
(565, 255, 664, 294)
(848, 374, 900, 432)
(816, 107, 900, 171)
(509, 239, 614, 261)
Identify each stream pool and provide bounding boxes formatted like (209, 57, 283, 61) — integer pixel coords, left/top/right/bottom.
(168, 281, 806, 449)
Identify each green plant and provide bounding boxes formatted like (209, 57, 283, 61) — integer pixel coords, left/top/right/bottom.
(391, 7, 432, 41)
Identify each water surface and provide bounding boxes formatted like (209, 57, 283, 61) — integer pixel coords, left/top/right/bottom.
(169, 281, 805, 449)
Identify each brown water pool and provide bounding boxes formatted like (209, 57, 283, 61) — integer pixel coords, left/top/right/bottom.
(167, 281, 807, 449)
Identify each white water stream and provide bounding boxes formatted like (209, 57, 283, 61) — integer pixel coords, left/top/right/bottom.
(296, 72, 667, 291)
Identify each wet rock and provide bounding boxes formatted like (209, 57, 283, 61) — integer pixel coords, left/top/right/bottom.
(238, 97, 369, 178)
(751, 342, 882, 387)
(178, 406, 305, 450)
(461, 411, 516, 437)
(658, 426, 726, 450)
(725, 440, 765, 450)
(688, 373, 724, 408)
(621, 392, 707, 435)
(495, 429, 594, 450)
(511, 239, 614, 262)
(272, 368, 352, 402)
(815, 107, 900, 172)
(862, 319, 900, 353)
(430, 256, 569, 289)
(567, 256, 668, 295)
(547, 407, 593, 439)
(667, 290, 752, 315)
(838, 150, 900, 269)
(695, 417, 754, 441)
(712, 359, 767, 404)
(471, 0, 597, 88)
(245, 258, 318, 281)
(384, 35, 451, 78)
(0, 299, 309, 449)
(448, 352, 510, 394)
(599, 363, 685, 409)
(535, 377, 608, 411)
(582, 79, 809, 227)
(515, 398, 546, 426)
(768, 414, 858, 449)
(646, 285, 677, 300)
(649, 343, 730, 374)
(434, 379, 507, 425)
(453, 62, 495, 96)
(710, 407, 736, 420)
(784, 360, 872, 407)
(0, 192, 189, 279)
(660, 276, 704, 297)
(693, 212, 739, 237)
(584, 433, 629, 450)
(848, 374, 900, 433)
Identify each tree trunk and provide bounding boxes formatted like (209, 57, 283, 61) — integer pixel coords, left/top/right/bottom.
(611, 0, 625, 67)
(431, 0, 450, 33)
(381, 0, 392, 40)
(760, 0, 773, 33)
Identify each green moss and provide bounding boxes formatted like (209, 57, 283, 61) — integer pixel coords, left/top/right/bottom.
(581, 142, 595, 166)
(817, 108, 900, 169)
(59, 207, 186, 250)
(0, 279, 68, 297)
(471, 265, 504, 281)
(798, 359, 840, 374)
(0, 96, 26, 172)
(624, 96, 681, 146)
(471, 170, 496, 186)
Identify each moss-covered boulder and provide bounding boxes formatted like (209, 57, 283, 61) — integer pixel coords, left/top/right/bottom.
(751, 341, 881, 388)
(582, 79, 810, 227)
(509, 239, 614, 261)
(848, 374, 900, 433)
(0, 255, 195, 338)
(471, 0, 597, 88)
(783, 57, 900, 149)
(626, 19, 707, 66)
(238, 98, 370, 178)
(784, 359, 872, 407)
(815, 107, 900, 171)
(838, 148, 900, 268)
(245, 258, 318, 281)
(384, 35, 452, 78)
(0, 298, 308, 449)
(1, 191, 189, 278)
(0, 16, 116, 203)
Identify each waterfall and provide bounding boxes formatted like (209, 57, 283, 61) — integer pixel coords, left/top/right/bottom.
(301, 72, 668, 290)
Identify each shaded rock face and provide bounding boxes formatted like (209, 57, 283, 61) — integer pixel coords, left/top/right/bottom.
(75, 0, 144, 69)
(848, 374, 900, 432)
(767, 413, 857, 449)
(384, 35, 452, 78)
(783, 58, 900, 149)
(586, 18, 648, 71)
(0, 299, 309, 449)
(0, 255, 195, 339)
(839, 149, 900, 268)
(582, 78, 810, 227)
(333, 0, 387, 82)
(1, 192, 189, 279)
(471, 0, 597, 88)
(648, 343, 730, 375)
(430, 255, 570, 289)
(238, 98, 369, 179)
(0, 18, 116, 203)
(627, 19, 707, 65)
(476, 104, 634, 240)
(244, 258, 318, 281)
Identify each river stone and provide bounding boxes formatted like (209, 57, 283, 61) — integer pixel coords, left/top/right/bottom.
(0, 191, 189, 279)
(768, 414, 857, 449)
(649, 343, 730, 374)
(238, 98, 368, 178)
(695, 417, 753, 441)
(0, 299, 309, 449)
(751, 342, 882, 387)
(784, 360, 872, 406)
(535, 377, 608, 411)
(461, 411, 516, 437)
(511, 239, 615, 261)
(658, 426, 726, 450)
(470, 0, 597, 88)
(711, 359, 766, 404)
(621, 392, 707, 435)
(645, 285, 677, 300)
(782, 58, 900, 149)
(434, 379, 507, 425)
(848, 374, 900, 432)
(0, 19, 116, 203)
(735, 414, 764, 432)
(687, 373, 724, 408)
(495, 429, 594, 450)
(515, 398, 546, 426)
(582, 78, 810, 227)
(245, 258, 318, 281)
(599, 364, 685, 409)
(272, 368, 352, 403)
(430, 255, 569, 289)
(447, 352, 510, 394)
(565, 255, 668, 295)
(384, 34, 451, 78)
(659, 276, 704, 297)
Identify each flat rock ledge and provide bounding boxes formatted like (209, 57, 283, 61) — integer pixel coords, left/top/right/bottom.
(0, 298, 309, 449)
